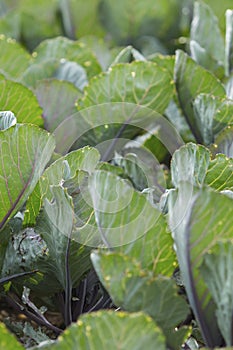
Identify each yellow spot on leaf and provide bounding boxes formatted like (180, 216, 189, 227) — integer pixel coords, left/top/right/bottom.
(86, 325, 92, 332)
(7, 38, 15, 44)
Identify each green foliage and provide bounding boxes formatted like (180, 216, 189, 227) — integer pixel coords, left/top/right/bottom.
(98, 0, 183, 47)
(200, 242, 233, 346)
(0, 123, 55, 230)
(79, 61, 174, 112)
(34, 79, 81, 132)
(190, 1, 225, 77)
(91, 251, 190, 349)
(174, 50, 226, 143)
(41, 311, 166, 350)
(33, 37, 102, 79)
(0, 75, 43, 126)
(0, 323, 24, 349)
(0, 36, 30, 78)
(0, 1, 233, 349)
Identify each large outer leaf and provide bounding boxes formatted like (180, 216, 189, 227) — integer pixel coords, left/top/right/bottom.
(36, 186, 72, 290)
(35, 79, 81, 132)
(75, 170, 161, 247)
(171, 143, 210, 188)
(205, 154, 233, 191)
(79, 61, 174, 114)
(24, 147, 100, 226)
(174, 50, 226, 143)
(168, 187, 233, 347)
(91, 251, 189, 348)
(171, 143, 233, 192)
(150, 55, 175, 78)
(0, 323, 24, 350)
(200, 242, 233, 346)
(42, 311, 166, 350)
(33, 37, 101, 79)
(0, 124, 55, 231)
(0, 36, 30, 78)
(0, 77, 43, 126)
(35, 186, 91, 293)
(190, 1, 225, 76)
(190, 92, 233, 146)
(115, 215, 177, 277)
(192, 94, 233, 143)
